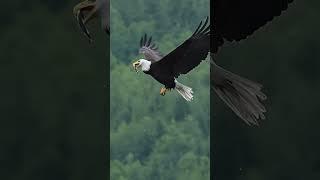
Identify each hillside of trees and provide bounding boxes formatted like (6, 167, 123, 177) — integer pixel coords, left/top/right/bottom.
(110, 0, 210, 179)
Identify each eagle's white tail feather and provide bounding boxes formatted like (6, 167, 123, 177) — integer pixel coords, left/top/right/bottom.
(175, 80, 193, 101)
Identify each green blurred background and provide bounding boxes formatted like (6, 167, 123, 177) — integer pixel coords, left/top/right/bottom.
(1, 0, 108, 179)
(110, 0, 209, 179)
(1, 0, 320, 180)
(212, 1, 320, 179)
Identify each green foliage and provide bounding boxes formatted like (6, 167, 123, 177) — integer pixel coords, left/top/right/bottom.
(2, 1, 319, 180)
(110, 0, 210, 179)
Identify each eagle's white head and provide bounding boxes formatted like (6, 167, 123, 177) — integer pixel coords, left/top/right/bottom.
(132, 59, 151, 72)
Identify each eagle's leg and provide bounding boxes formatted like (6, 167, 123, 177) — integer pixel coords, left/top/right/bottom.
(160, 87, 168, 96)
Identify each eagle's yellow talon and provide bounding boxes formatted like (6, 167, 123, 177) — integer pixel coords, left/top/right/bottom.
(160, 87, 167, 96)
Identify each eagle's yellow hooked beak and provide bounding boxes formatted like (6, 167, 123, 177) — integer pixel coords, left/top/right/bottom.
(132, 61, 140, 72)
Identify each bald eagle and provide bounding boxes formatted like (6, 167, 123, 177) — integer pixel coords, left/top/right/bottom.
(212, 0, 294, 125)
(133, 18, 210, 101)
(73, 0, 110, 42)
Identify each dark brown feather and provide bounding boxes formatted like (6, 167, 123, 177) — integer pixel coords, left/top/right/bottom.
(139, 34, 163, 63)
(212, 0, 294, 53)
(151, 17, 210, 78)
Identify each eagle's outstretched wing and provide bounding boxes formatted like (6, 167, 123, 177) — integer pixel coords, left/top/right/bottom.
(152, 17, 210, 78)
(139, 34, 163, 63)
(213, 0, 294, 53)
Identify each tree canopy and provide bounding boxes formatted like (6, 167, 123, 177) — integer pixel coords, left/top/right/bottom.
(110, 0, 210, 179)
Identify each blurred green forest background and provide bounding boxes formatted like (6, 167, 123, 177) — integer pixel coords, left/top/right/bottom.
(212, 1, 320, 180)
(1, 0, 108, 180)
(110, 0, 210, 180)
(1, 0, 320, 180)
